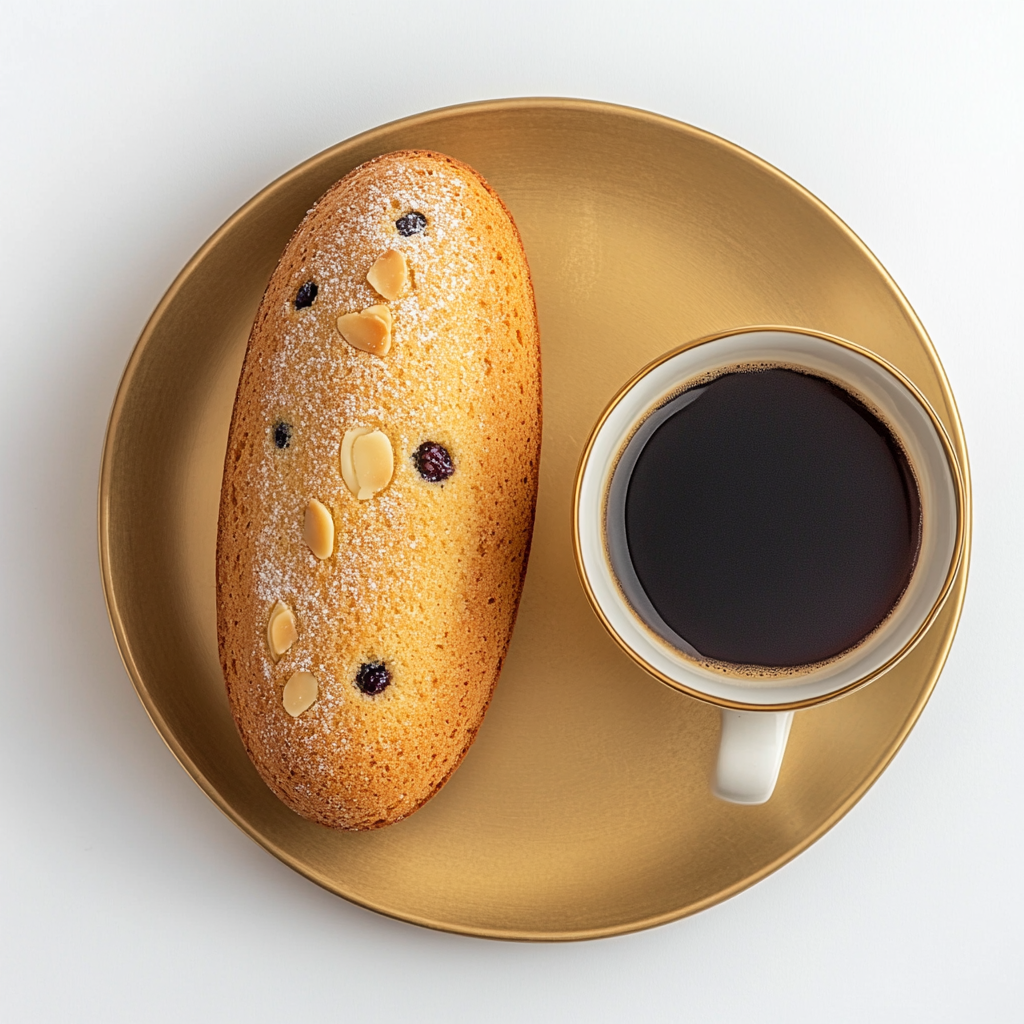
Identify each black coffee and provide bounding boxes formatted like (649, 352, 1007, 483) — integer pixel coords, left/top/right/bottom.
(622, 368, 921, 667)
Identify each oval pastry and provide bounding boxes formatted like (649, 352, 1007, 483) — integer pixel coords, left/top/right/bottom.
(216, 150, 542, 829)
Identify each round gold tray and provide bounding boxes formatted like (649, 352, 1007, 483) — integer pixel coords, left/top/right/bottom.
(99, 98, 971, 941)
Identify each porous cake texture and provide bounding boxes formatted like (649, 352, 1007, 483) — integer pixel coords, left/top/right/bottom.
(217, 150, 541, 829)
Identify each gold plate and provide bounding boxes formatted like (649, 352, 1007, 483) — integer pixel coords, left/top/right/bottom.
(99, 98, 971, 941)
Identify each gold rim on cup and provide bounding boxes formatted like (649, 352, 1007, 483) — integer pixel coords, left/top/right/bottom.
(571, 325, 968, 714)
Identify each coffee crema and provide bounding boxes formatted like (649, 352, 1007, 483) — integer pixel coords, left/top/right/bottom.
(610, 367, 922, 670)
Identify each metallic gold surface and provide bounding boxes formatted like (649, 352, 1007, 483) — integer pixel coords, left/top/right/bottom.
(572, 327, 967, 711)
(99, 98, 972, 941)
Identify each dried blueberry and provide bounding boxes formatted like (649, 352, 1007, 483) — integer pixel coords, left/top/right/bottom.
(356, 661, 391, 696)
(414, 441, 454, 482)
(395, 211, 427, 237)
(294, 280, 318, 309)
(273, 421, 292, 449)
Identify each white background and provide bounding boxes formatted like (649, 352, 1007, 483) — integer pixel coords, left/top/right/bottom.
(2, 1, 1022, 1020)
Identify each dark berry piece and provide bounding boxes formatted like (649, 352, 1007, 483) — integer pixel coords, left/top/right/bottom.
(294, 280, 318, 309)
(273, 421, 292, 449)
(395, 211, 427, 236)
(356, 661, 391, 696)
(414, 441, 454, 482)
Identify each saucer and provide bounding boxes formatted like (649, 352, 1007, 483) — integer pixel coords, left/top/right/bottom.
(99, 98, 971, 940)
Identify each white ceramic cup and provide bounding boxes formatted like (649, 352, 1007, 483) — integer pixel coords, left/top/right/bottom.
(573, 329, 965, 804)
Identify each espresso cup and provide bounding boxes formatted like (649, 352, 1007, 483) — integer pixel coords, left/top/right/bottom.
(573, 328, 965, 804)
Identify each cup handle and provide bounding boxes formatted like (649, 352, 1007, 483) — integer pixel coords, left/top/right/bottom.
(713, 710, 794, 805)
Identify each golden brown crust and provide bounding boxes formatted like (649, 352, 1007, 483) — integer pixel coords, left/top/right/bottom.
(216, 150, 541, 829)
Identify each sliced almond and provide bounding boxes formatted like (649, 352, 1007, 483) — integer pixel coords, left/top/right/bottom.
(352, 430, 394, 499)
(340, 427, 373, 495)
(337, 310, 391, 356)
(283, 671, 318, 717)
(340, 427, 394, 500)
(267, 600, 298, 662)
(363, 303, 392, 328)
(366, 249, 408, 300)
(303, 499, 334, 559)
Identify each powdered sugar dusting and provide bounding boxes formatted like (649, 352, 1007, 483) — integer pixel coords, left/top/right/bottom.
(218, 152, 541, 827)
